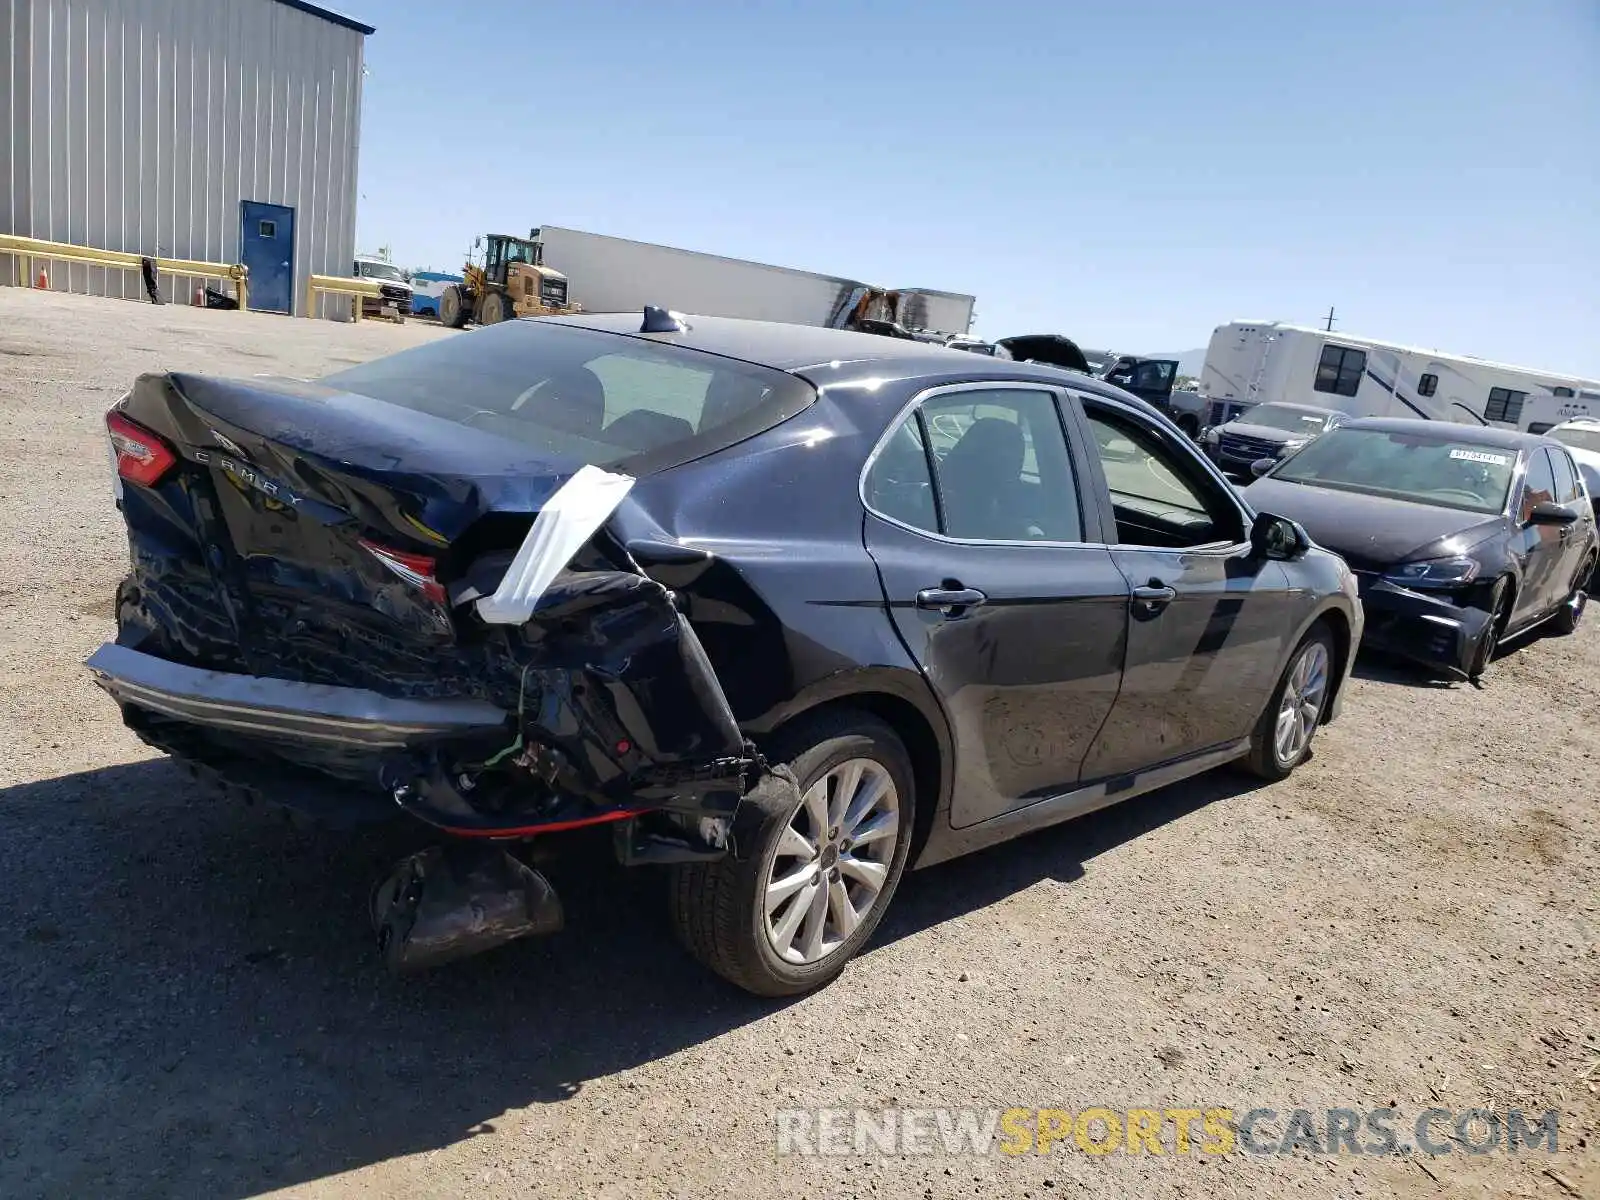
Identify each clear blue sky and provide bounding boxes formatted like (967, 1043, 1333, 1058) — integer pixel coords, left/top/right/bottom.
(353, 0, 1600, 375)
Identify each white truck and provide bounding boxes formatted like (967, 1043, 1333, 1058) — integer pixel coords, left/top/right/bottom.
(1197, 319, 1600, 433)
(530, 225, 975, 338)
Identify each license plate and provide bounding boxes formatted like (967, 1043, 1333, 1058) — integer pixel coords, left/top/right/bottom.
(382, 304, 398, 318)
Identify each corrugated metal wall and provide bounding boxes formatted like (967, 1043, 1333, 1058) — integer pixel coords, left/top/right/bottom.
(2, 0, 365, 313)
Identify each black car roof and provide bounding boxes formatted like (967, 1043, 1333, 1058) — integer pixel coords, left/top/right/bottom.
(538, 311, 1131, 395)
(1338, 417, 1555, 451)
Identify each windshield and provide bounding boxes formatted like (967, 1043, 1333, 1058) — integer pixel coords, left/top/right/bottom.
(357, 261, 406, 283)
(1239, 405, 1332, 434)
(1269, 428, 1516, 514)
(1551, 426, 1600, 454)
(322, 320, 814, 472)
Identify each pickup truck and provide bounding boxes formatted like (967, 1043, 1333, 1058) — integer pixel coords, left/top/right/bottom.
(351, 257, 414, 321)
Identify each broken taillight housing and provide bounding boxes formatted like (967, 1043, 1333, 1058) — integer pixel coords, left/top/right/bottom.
(106, 410, 178, 487)
(359, 538, 449, 604)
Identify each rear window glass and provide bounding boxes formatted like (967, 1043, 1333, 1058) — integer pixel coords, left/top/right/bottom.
(322, 321, 814, 472)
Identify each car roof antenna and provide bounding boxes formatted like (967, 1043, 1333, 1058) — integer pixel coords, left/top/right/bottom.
(641, 305, 690, 334)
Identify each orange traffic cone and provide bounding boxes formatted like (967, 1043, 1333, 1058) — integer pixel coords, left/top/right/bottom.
(35, 268, 47, 289)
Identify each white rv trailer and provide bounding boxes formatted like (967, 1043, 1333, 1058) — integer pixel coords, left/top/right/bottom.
(1198, 320, 1600, 434)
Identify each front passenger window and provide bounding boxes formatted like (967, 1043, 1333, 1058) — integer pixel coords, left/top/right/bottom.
(1082, 405, 1243, 548)
(1520, 449, 1557, 521)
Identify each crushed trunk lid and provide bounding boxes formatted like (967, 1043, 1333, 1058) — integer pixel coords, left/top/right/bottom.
(103, 371, 758, 838)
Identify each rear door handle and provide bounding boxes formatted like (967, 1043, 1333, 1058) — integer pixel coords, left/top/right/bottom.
(916, 586, 987, 614)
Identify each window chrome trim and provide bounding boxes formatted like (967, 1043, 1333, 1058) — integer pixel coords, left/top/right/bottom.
(857, 379, 1103, 550)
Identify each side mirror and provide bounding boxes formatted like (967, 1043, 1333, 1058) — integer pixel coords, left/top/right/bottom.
(1251, 512, 1310, 562)
(1527, 500, 1578, 527)
(1249, 457, 1276, 478)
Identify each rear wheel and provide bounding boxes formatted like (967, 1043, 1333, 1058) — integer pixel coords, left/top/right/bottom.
(667, 710, 914, 997)
(1242, 625, 1335, 780)
(438, 285, 468, 329)
(1549, 553, 1596, 637)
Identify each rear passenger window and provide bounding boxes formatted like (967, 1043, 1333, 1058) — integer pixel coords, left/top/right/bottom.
(864, 388, 1082, 542)
(922, 390, 1082, 541)
(1549, 449, 1581, 505)
(864, 415, 938, 534)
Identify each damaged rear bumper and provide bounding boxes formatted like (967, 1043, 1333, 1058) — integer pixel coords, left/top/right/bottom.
(1357, 579, 1494, 678)
(86, 643, 510, 748)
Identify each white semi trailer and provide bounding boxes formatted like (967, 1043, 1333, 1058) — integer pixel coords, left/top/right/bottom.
(531, 225, 975, 338)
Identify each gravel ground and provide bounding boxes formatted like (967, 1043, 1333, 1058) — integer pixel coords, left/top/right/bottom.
(0, 290, 1595, 1200)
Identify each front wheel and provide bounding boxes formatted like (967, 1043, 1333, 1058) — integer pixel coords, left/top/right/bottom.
(1242, 625, 1336, 780)
(668, 710, 914, 996)
(1468, 576, 1512, 680)
(438, 285, 468, 329)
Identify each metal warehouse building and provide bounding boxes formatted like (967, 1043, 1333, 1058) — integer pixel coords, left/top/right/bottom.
(2, 0, 371, 313)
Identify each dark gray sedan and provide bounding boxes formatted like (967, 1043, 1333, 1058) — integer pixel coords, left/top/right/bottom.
(89, 313, 1364, 995)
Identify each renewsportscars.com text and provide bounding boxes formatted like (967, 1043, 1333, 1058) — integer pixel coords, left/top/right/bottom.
(774, 1106, 1561, 1158)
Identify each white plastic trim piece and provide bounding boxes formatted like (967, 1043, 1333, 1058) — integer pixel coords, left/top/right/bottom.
(474, 464, 636, 625)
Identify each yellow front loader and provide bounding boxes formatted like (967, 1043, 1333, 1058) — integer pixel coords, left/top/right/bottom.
(438, 233, 579, 328)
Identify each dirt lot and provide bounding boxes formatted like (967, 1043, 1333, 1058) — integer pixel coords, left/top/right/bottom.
(0, 290, 1595, 1200)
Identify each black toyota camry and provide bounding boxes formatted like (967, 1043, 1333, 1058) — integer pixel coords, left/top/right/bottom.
(90, 311, 1361, 995)
(1243, 418, 1598, 680)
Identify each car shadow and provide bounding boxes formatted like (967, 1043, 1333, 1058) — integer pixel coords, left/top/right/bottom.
(1352, 623, 1556, 691)
(1350, 651, 1461, 689)
(881, 767, 1266, 943)
(0, 755, 1258, 1198)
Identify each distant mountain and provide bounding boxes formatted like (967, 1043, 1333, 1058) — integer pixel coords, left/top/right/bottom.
(1145, 348, 1207, 378)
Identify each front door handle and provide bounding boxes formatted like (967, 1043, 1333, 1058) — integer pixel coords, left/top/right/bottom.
(1131, 581, 1177, 615)
(916, 586, 987, 615)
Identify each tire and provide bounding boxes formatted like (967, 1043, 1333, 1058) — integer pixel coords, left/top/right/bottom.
(1241, 624, 1336, 780)
(1468, 576, 1512, 680)
(478, 291, 509, 326)
(438, 285, 468, 329)
(1548, 553, 1595, 637)
(667, 710, 915, 997)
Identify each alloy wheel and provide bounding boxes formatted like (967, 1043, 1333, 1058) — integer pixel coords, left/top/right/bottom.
(1274, 641, 1329, 765)
(763, 759, 900, 965)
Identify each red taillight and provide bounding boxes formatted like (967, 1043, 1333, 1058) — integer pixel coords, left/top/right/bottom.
(358, 538, 448, 604)
(106, 411, 177, 488)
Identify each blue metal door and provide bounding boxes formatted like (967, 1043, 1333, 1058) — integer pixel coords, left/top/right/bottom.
(240, 201, 295, 313)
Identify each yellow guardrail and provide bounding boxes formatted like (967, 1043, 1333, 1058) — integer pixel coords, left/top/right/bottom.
(0, 233, 247, 308)
(306, 274, 404, 323)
